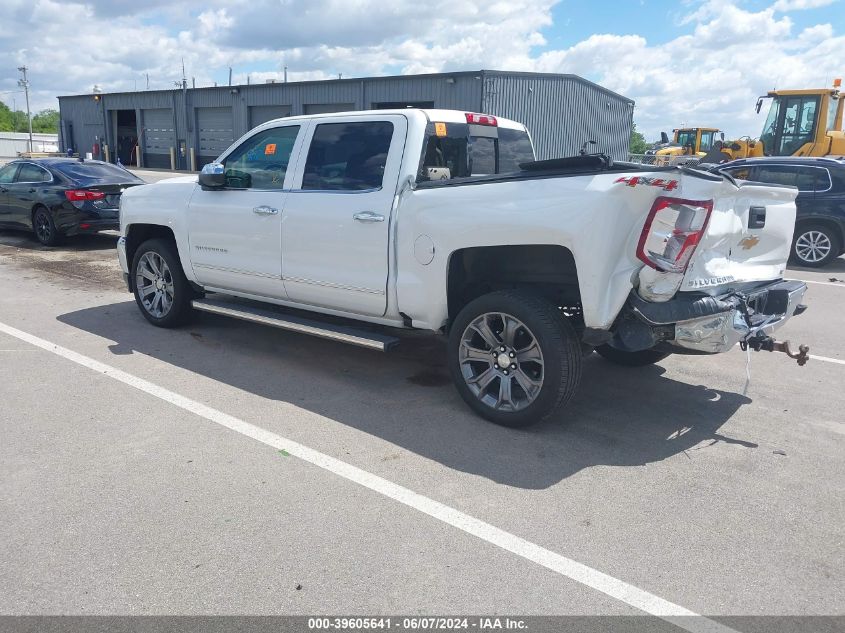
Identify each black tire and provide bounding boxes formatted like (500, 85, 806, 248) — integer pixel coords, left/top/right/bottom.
(32, 206, 62, 247)
(791, 223, 842, 268)
(595, 344, 671, 367)
(131, 238, 194, 327)
(448, 290, 582, 428)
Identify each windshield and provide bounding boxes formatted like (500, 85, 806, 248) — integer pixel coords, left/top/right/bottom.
(418, 122, 534, 181)
(675, 130, 696, 148)
(53, 161, 142, 183)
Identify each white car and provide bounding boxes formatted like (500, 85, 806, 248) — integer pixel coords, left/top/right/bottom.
(117, 108, 808, 427)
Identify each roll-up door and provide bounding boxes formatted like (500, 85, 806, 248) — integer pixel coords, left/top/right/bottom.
(249, 105, 291, 129)
(303, 103, 355, 115)
(142, 108, 174, 169)
(196, 107, 234, 166)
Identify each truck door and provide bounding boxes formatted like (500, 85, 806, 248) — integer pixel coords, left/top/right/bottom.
(282, 114, 407, 316)
(187, 123, 306, 298)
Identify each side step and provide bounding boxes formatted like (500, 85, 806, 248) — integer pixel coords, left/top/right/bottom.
(191, 296, 400, 352)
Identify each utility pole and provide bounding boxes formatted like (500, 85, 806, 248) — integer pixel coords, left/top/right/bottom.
(17, 66, 33, 153)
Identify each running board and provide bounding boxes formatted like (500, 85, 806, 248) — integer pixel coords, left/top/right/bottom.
(191, 296, 400, 352)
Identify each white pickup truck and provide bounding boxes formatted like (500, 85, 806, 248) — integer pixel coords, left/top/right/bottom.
(118, 108, 808, 427)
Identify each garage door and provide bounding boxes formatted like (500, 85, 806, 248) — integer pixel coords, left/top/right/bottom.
(142, 109, 174, 169)
(196, 107, 234, 166)
(303, 103, 355, 115)
(249, 105, 291, 129)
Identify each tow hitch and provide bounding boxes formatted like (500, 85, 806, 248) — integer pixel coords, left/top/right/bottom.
(742, 333, 810, 366)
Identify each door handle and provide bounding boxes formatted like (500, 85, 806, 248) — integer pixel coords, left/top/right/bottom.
(353, 211, 385, 223)
(253, 205, 278, 215)
(749, 206, 766, 229)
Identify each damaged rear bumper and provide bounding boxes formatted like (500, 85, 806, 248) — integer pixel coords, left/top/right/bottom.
(615, 279, 807, 354)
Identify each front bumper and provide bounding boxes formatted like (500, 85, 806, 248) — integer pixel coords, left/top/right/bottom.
(117, 236, 131, 291)
(624, 280, 808, 354)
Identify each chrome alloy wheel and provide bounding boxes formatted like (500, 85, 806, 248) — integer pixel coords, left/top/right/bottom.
(458, 312, 544, 412)
(135, 251, 174, 318)
(795, 230, 832, 264)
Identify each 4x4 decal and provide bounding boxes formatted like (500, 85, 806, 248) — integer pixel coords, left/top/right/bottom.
(614, 176, 679, 191)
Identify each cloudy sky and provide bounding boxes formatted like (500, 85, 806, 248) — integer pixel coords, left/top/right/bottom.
(0, 0, 842, 139)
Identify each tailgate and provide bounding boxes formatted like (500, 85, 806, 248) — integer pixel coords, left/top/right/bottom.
(681, 180, 798, 294)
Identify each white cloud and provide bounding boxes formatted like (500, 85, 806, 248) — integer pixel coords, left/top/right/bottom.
(0, 0, 842, 142)
(772, 0, 837, 12)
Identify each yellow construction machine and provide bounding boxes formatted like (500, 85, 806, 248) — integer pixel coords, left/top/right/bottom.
(709, 79, 845, 161)
(649, 127, 723, 166)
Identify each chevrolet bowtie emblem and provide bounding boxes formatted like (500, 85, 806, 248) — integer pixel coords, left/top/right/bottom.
(739, 235, 760, 250)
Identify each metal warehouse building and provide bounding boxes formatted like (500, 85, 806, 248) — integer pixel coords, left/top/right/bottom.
(57, 70, 634, 171)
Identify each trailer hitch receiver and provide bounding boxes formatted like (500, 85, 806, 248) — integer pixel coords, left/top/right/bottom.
(742, 333, 810, 366)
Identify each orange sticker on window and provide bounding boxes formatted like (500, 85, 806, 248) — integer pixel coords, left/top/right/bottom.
(264, 143, 277, 155)
(434, 122, 447, 137)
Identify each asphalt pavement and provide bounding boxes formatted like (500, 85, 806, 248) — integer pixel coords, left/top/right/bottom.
(0, 211, 842, 628)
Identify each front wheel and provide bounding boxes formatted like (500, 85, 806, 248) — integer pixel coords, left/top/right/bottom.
(448, 290, 582, 428)
(791, 224, 841, 268)
(595, 345, 671, 367)
(131, 238, 194, 327)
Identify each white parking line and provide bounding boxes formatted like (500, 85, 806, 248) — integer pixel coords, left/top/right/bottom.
(0, 319, 738, 633)
(787, 278, 845, 288)
(811, 354, 845, 366)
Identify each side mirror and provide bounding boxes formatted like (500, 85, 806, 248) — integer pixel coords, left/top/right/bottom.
(755, 98, 763, 114)
(660, 131, 669, 144)
(199, 162, 226, 189)
(720, 132, 725, 141)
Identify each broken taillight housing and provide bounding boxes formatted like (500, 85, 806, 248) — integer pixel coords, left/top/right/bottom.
(636, 197, 713, 274)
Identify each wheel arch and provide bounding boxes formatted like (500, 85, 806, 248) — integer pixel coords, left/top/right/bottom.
(30, 203, 51, 226)
(795, 217, 845, 247)
(125, 224, 177, 270)
(446, 244, 582, 324)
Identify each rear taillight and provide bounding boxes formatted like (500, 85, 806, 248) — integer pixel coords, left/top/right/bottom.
(636, 196, 713, 274)
(65, 189, 105, 201)
(465, 112, 497, 126)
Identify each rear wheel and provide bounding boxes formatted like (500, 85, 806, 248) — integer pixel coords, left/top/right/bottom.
(32, 207, 62, 247)
(792, 224, 841, 268)
(595, 344, 671, 367)
(448, 290, 582, 428)
(131, 238, 194, 327)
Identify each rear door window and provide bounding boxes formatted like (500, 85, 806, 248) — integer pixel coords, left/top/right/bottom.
(16, 163, 51, 183)
(751, 165, 823, 192)
(301, 121, 393, 191)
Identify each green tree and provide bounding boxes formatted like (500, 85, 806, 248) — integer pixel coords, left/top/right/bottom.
(629, 123, 650, 155)
(0, 101, 39, 133)
(32, 109, 59, 133)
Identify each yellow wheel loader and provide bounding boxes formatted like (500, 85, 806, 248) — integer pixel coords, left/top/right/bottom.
(705, 80, 845, 162)
(650, 127, 723, 166)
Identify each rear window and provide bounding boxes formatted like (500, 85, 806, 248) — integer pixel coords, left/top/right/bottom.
(53, 161, 141, 183)
(418, 122, 534, 181)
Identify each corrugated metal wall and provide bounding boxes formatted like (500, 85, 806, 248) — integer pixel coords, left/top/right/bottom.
(482, 72, 634, 161)
(57, 71, 633, 169)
